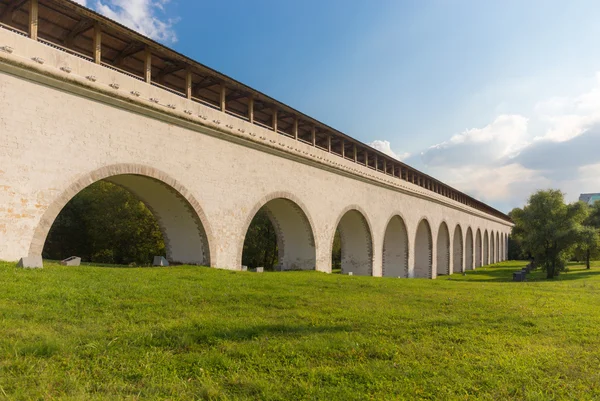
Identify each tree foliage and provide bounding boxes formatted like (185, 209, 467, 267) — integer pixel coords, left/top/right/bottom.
(242, 210, 278, 270)
(43, 181, 165, 265)
(511, 189, 588, 278)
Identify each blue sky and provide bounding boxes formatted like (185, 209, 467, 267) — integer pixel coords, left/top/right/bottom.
(77, 0, 600, 212)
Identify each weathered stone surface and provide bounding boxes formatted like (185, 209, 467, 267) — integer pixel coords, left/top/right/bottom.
(250, 267, 264, 273)
(153, 256, 169, 267)
(241, 265, 248, 271)
(61, 256, 81, 266)
(17, 256, 43, 269)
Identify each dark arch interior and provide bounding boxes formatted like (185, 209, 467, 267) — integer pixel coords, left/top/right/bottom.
(436, 223, 450, 276)
(382, 216, 409, 278)
(414, 220, 432, 278)
(335, 210, 373, 276)
(43, 175, 210, 266)
(242, 198, 316, 271)
(453, 225, 463, 273)
(475, 230, 482, 268)
(465, 228, 474, 270)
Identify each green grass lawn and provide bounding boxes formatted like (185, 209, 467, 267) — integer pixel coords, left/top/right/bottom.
(2, 260, 600, 400)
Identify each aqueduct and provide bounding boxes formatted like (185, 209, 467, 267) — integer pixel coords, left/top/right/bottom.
(0, 0, 512, 277)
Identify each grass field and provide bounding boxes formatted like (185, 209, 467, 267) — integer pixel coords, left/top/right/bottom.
(1, 260, 600, 400)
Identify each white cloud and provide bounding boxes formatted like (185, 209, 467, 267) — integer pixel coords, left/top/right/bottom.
(422, 114, 530, 167)
(368, 140, 410, 160)
(93, 0, 178, 43)
(73, 0, 87, 5)
(414, 72, 600, 210)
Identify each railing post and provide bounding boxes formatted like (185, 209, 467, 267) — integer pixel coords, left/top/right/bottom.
(144, 47, 152, 83)
(248, 95, 254, 123)
(341, 139, 345, 158)
(311, 126, 316, 146)
(353, 144, 357, 163)
(327, 135, 331, 152)
(293, 117, 299, 140)
(29, 0, 38, 41)
(93, 22, 101, 64)
(186, 68, 192, 99)
(220, 83, 226, 113)
(272, 108, 278, 132)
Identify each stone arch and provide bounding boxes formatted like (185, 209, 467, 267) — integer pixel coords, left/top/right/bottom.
(475, 229, 482, 268)
(332, 206, 373, 276)
(483, 230, 489, 265)
(239, 192, 317, 271)
(490, 230, 495, 264)
(465, 227, 474, 270)
(453, 224, 464, 273)
(436, 222, 450, 276)
(382, 214, 409, 278)
(414, 218, 433, 278)
(30, 164, 214, 266)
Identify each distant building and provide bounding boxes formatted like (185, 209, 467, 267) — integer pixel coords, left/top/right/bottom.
(579, 193, 600, 205)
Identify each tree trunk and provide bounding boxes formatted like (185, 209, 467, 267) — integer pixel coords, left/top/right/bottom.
(587, 249, 591, 270)
(547, 260, 555, 279)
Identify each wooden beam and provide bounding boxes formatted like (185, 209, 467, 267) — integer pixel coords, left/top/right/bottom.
(293, 117, 299, 140)
(272, 108, 278, 132)
(156, 62, 185, 82)
(220, 83, 226, 113)
(311, 126, 316, 146)
(185, 68, 192, 99)
(0, 0, 28, 24)
(226, 92, 247, 102)
(113, 42, 144, 65)
(248, 95, 254, 123)
(29, 0, 38, 41)
(65, 19, 94, 46)
(193, 78, 217, 92)
(93, 23, 101, 64)
(144, 47, 152, 83)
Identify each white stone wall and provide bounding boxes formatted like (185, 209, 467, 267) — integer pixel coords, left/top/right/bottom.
(0, 28, 513, 277)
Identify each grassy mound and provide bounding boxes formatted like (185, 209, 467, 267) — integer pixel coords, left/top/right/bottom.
(1, 260, 600, 400)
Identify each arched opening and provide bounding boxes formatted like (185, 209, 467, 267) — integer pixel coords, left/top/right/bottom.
(334, 209, 373, 276)
(497, 232, 501, 262)
(475, 229, 482, 268)
(490, 231, 495, 264)
(38, 171, 211, 266)
(453, 225, 463, 273)
(382, 215, 409, 278)
(242, 198, 315, 271)
(414, 219, 433, 278)
(483, 230, 489, 266)
(465, 227, 474, 270)
(436, 222, 450, 276)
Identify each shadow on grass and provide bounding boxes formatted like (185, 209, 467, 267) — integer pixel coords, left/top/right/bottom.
(144, 323, 352, 350)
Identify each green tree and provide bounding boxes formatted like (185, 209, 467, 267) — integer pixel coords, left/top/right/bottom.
(242, 210, 278, 270)
(575, 201, 600, 269)
(43, 181, 165, 265)
(512, 189, 587, 279)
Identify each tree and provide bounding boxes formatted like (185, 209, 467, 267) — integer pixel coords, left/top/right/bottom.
(576, 201, 600, 269)
(43, 181, 165, 265)
(241, 210, 278, 270)
(575, 226, 599, 269)
(511, 189, 587, 279)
